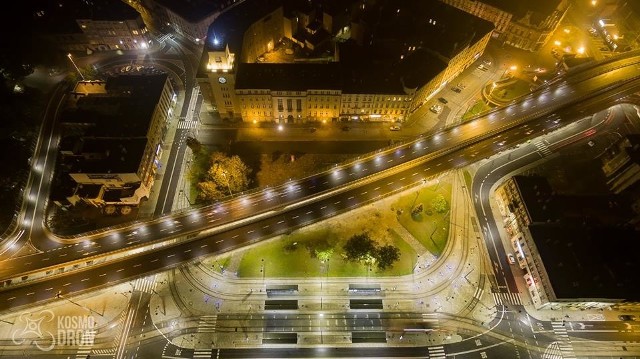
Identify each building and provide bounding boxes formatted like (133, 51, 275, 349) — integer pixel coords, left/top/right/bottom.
(197, 0, 494, 124)
(496, 175, 640, 310)
(599, 134, 640, 194)
(57, 70, 176, 211)
(440, 0, 569, 51)
(151, 0, 228, 44)
(33, 0, 151, 53)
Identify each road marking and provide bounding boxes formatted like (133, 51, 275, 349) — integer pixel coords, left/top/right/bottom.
(133, 264, 141, 268)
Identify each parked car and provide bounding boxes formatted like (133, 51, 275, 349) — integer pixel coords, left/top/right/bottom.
(389, 125, 401, 131)
(507, 253, 516, 265)
(619, 315, 636, 321)
(452, 87, 461, 93)
(438, 97, 448, 104)
(430, 104, 442, 114)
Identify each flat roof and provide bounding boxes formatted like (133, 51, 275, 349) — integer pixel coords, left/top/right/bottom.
(530, 223, 640, 301)
(511, 175, 558, 223)
(235, 63, 342, 91)
(33, 0, 140, 34)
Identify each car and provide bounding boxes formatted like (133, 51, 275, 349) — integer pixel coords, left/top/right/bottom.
(477, 64, 488, 71)
(452, 87, 461, 93)
(341, 126, 350, 131)
(507, 253, 516, 264)
(430, 104, 442, 114)
(389, 125, 401, 131)
(619, 315, 636, 321)
(438, 97, 448, 104)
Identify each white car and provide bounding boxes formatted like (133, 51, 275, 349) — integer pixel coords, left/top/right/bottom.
(430, 104, 442, 114)
(389, 125, 401, 131)
(507, 253, 516, 265)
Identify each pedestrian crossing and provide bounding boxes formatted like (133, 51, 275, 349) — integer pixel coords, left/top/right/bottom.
(197, 315, 218, 333)
(74, 329, 96, 359)
(492, 291, 522, 305)
(133, 277, 157, 294)
(427, 345, 445, 359)
(551, 321, 577, 359)
(178, 120, 199, 129)
(193, 348, 213, 358)
(534, 141, 552, 156)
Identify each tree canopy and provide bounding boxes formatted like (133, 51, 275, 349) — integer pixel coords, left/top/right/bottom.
(343, 233, 401, 270)
(197, 152, 251, 201)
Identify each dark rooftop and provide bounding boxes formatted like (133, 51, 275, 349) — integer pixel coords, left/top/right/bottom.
(33, 0, 140, 34)
(482, 0, 563, 22)
(235, 63, 341, 91)
(530, 223, 640, 301)
(62, 72, 168, 137)
(155, 0, 223, 23)
(63, 138, 147, 174)
(511, 175, 558, 223)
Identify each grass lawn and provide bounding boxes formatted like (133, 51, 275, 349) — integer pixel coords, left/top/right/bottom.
(494, 78, 531, 102)
(392, 182, 452, 257)
(462, 99, 492, 120)
(230, 175, 452, 278)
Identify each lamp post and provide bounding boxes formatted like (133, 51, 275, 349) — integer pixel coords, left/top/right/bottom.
(67, 53, 85, 81)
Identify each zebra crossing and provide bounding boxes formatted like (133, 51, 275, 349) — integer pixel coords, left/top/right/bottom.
(178, 120, 199, 129)
(193, 348, 213, 358)
(132, 277, 157, 294)
(551, 321, 577, 359)
(534, 141, 552, 156)
(197, 315, 218, 333)
(427, 345, 445, 358)
(74, 329, 96, 359)
(492, 291, 522, 305)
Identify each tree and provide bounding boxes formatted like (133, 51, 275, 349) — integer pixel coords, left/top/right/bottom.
(315, 248, 334, 262)
(185, 136, 203, 155)
(431, 194, 448, 214)
(376, 245, 400, 270)
(343, 233, 376, 262)
(197, 152, 251, 201)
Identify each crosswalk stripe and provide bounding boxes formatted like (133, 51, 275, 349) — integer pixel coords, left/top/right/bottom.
(193, 349, 212, 358)
(178, 120, 199, 129)
(428, 345, 446, 358)
(491, 292, 522, 305)
(550, 321, 577, 359)
(534, 141, 552, 156)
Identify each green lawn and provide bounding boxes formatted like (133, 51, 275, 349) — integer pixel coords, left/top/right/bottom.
(392, 182, 451, 257)
(462, 100, 492, 120)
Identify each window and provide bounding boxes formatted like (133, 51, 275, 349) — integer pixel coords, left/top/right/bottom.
(287, 99, 292, 111)
(277, 99, 283, 111)
(296, 99, 302, 111)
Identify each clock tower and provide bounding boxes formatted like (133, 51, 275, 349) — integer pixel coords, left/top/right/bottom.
(206, 43, 239, 121)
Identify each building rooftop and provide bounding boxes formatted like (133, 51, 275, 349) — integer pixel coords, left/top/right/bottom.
(511, 175, 558, 223)
(63, 137, 147, 174)
(62, 72, 168, 137)
(530, 223, 640, 301)
(482, 0, 563, 22)
(155, 0, 222, 23)
(33, 0, 140, 34)
(235, 63, 342, 91)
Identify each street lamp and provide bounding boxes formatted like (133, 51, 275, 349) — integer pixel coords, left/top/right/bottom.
(67, 53, 85, 81)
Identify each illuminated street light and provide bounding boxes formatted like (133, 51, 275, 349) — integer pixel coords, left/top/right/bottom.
(67, 53, 85, 80)
(221, 171, 232, 196)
